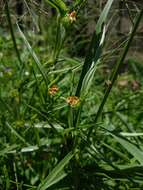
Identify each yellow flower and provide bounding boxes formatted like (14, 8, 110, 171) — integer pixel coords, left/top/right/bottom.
(66, 96, 80, 107)
(48, 85, 59, 96)
(68, 11, 76, 23)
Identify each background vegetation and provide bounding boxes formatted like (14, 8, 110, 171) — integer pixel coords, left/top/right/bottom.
(0, 0, 143, 189)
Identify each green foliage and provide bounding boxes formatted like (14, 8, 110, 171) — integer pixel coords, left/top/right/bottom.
(46, 0, 68, 16)
(0, 0, 143, 189)
(38, 151, 73, 190)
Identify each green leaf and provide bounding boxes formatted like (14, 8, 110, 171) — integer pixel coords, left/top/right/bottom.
(120, 132, 143, 137)
(102, 142, 130, 162)
(75, 0, 112, 96)
(0, 144, 18, 156)
(17, 24, 48, 86)
(80, 60, 99, 98)
(46, 0, 67, 16)
(38, 151, 74, 190)
(111, 133, 143, 165)
(96, 0, 114, 34)
(6, 122, 29, 146)
(87, 9, 143, 138)
(80, 26, 105, 97)
(101, 164, 143, 171)
(75, 0, 111, 97)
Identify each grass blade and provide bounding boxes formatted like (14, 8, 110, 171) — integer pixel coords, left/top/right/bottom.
(38, 151, 74, 190)
(80, 27, 106, 97)
(6, 122, 29, 146)
(5, 0, 23, 69)
(75, 0, 114, 96)
(17, 24, 48, 86)
(110, 133, 143, 165)
(88, 8, 143, 138)
(96, 0, 114, 34)
(120, 132, 143, 137)
(46, 0, 67, 16)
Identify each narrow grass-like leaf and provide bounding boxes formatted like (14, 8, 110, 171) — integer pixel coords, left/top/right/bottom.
(40, 170, 67, 190)
(88, 8, 143, 138)
(74, 26, 106, 132)
(80, 60, 100, 98)
(5, 0, 22, 69)
(38, 151, 74, 190)
(100, 164, 143, 171)
(76, 0, 113, 96)
(96, 0, 114, 34)
(99, 164, 143, 180)
(120, 132, 143, 137)
(3, 165, 10, 190)
(25, 104, 61, 133)
(103, 142, 130, 161)
(17, 24, 48, 86)
(6, 122, 29, 146)
(21, 145, 39, 153)
(80, 27, 105, 97)
(46, 0, 67, 16)
(75, 30, 102, 97)
(115, 112, 134, 132)
(0, 96, 13, 114)
(0, 145, 18, 156)
(110, 133, 143, 165)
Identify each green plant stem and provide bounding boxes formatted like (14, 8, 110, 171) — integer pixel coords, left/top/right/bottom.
(123, 0, 134, 26)
(52, 16, 66, 66)
(13, 162, 19, 190)
(88, 8, 143, 139)
(53, 17, 61, 62)
(5, 0, 23, 70)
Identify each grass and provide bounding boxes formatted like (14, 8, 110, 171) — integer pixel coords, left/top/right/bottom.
(0, 0, 143, 189)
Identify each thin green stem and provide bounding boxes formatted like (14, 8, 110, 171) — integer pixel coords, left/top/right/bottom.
(5, 0, 23, 70)
(88, 8, 143, 138)
(13, 162, 19, 190)
(123, 0, 134, 26)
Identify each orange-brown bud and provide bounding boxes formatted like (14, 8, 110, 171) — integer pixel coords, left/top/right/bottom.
(66, 96, 80, 107)
(48, 85, 59, 96)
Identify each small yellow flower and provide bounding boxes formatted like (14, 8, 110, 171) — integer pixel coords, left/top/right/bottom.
(68, 11, 76, 23)
(66, 96, 80, 107)
(48, 85, 59, 96)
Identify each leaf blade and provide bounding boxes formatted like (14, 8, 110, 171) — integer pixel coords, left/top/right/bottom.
(38, 151, 74, 190)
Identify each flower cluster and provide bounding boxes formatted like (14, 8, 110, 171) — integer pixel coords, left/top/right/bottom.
(66, 96, 80, 107)
(48, 85, 59, 96)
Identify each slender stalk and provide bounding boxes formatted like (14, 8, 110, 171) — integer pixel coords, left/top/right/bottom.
(5, 0, 23, 69)
(123, 0, 134, 26)
(52, 16, 66, 66)
(53, 17, 61, 62)
(88, 8, 143, 138)
(13, 162, 19, 190)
